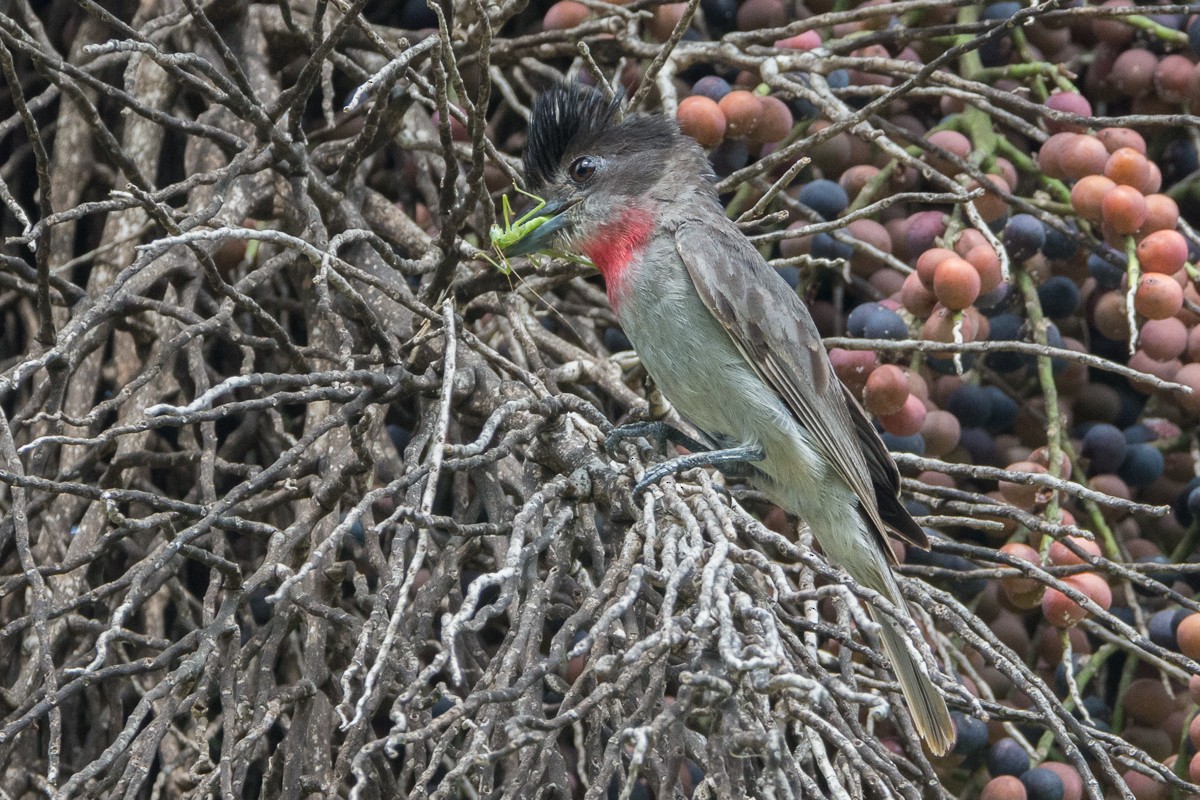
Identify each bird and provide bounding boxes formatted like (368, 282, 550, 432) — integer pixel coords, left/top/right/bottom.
(497, 82, 955, 755)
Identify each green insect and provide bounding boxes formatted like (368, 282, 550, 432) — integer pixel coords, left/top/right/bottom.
(484, 184, 552, 274)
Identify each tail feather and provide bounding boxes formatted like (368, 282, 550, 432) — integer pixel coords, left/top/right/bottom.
(872, 608, 954, 756)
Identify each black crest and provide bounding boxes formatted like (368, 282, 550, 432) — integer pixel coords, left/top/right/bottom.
(524, 84, 679, 188)
(525, 84, 622, 188)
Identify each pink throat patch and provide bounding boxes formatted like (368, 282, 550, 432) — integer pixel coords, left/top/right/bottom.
(581, 206, 656, 306)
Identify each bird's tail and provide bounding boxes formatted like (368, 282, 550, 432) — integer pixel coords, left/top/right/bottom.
(869, 605, 955, 756)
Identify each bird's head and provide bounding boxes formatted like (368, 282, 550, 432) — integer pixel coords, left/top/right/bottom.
(498, 83, 711, 273)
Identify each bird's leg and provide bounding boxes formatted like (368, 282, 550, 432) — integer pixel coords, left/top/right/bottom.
(604, 421, 712, 457)
(633, 444, 765, 496)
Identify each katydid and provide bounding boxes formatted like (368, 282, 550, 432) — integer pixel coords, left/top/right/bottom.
(484, 184, 552, 274)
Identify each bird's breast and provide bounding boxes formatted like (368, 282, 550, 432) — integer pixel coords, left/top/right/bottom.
(615, 244, 826, 489)
(581, 205, 657, 306)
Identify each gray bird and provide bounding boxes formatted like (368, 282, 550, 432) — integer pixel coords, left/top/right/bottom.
(500, 83, 954, 755)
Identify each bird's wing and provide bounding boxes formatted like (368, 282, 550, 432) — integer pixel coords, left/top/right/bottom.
(674, 220, 928, 554)
(841, 383, 930, 549)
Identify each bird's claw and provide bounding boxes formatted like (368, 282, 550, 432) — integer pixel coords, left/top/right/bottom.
(604, 421, 668, 457)
(630, 444, 766, 497)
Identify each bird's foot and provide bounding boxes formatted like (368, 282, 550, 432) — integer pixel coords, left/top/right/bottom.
(633, 444, 765, 496)
(604, 421, 711, 457)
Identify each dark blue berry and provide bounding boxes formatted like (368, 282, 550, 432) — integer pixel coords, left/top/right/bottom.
(983, 385, 1019, 433)
(882, 432, 925, 455)
(1021, 766, 1065, 800)
(960, 427, 997, 464)
(987, 737, 1030, 777)
(862, 306, 908, 340)
(1148, 608, 1182, 650)
(926, 353, 976, 374)
(987, 312, 1026, 373)
(1117, 443, 1164, 487)
(1181, 478, 1200, 526)
(1042, 222, 1079, 260)
(402, 0, 439, 28)
(826, 69, 850, 89)
(1123, 423, 1156, 444)
(1187, 15, 1200, 56)
(776, 265, 800, 289)
(946, 384, 993, 428)
(797, 179, 849, 220)
(700, 0, 737, 31)
(1087, 248, 1126, 290)
(847, 303, 879, 337)
(710, 138, 749, 177)
(603, 326, 632, 352)
(387, 424, 412, 455)
(1003, 214, 1046, 262)
(811, 232, 854, 260)
(952, 712, 989, 757)
(982, 1, 1022, 21)
(1037, 275, 1081, 318)
(691, 75, 732, 102)
(1081, 423, 1126, 475)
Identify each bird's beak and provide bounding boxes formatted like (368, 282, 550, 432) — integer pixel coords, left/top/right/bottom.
(499, 197, 576, 257)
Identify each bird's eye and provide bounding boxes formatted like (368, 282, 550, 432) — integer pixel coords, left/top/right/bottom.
(569, 156, 597, 184)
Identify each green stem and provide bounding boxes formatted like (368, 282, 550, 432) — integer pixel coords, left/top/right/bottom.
(1015, 270, 1064, 526)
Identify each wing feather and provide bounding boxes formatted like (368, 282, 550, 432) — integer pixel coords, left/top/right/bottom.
(673, 221, 927, 554)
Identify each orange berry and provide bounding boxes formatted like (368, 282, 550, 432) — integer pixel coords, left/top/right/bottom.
(999, 542, 1041, 596)
(981, 776, 1027, 800)
(1122, 678, 1173, 727)
(1042, 572, 1111, 628)
(1134, 273, 1184, 320)
(1037, 132, 1078, 179)
(1139, 317, 1188, 360)
(970, 175, 1010, 222)
(1060, 134, 1110, 181)
(863, 364, 910, 416)
(999, 461, 1046, 508)
(1097, 127, 1146, 154)
(925, 129, 972, 175)
(879, 393, 927, 437)
(1177, 613, 1200, 660)
(646, 2, 687, 41)
(1136, 229, 1189, 274)
(1141, 194, 1180, 233)
(1070, 174, 1115, 222)
(1101, 184, 1148, 235)
(750, 95, 793, 144)
(916, 247, 957, 287)
(543, 0, 589, 29)
(933, 256, 982, 310)
(676, 96, 726, 148)
(1177, 362, 1200, 415)
(1047, 536, 1102, 566)
(1105, 146, 1153, 190)
(965, 244, 1002, 294)
(717, 90, 763, 139)
(900, 271, 936, 317)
